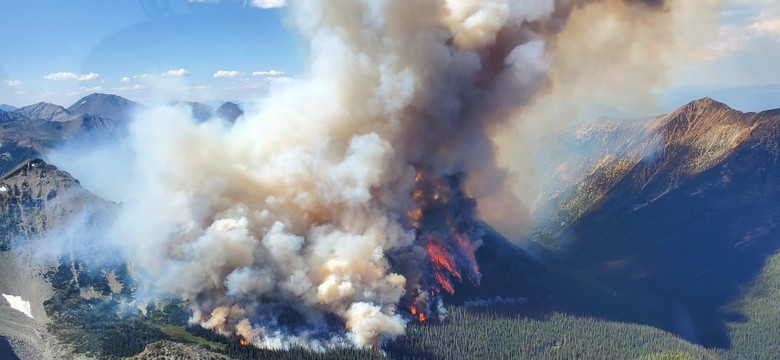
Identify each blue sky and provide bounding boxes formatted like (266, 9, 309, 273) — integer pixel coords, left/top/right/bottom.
(0, 0, 301, 106)
(0, 0, 778, 111)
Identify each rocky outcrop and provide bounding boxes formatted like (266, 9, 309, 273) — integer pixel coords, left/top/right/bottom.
(0, 159, 115, 250)
(131, 341, 230, 360)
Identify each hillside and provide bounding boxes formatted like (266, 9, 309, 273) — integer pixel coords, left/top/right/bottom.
(532, 98, 780, 352)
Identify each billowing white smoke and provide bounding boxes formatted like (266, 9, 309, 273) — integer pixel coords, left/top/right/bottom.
(69, 0, 692, 350)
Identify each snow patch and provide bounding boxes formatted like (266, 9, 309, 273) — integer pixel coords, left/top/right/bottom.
(2, 294, 34, 318)
(0, 186, 6, 192)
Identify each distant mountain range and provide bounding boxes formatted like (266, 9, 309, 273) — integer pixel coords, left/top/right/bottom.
(0, 93, 246, 175)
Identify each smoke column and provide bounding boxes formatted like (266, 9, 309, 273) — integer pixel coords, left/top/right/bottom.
(89, 0, 704, 349)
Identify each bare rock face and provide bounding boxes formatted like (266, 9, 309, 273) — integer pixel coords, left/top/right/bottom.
(131, 341, 230, 360)
(0, 159, 115, 251)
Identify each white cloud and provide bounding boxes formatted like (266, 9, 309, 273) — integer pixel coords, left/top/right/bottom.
(3, 79, 21, 86)
(750, 18, 780, 35)
(250, 0, 286, 8)
(162, 68, 190, 77)
(188, 0, 286, 8)
(213, 70, 241, 78)
(67, 86, 102, 96)
(252, 70, 285, 77)
(43, 72, 100, 81)
(694, 1, 780, 60)
(120, 76, 131, 83)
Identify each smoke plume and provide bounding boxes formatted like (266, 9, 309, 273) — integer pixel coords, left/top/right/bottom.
(49, 0, 718, 350)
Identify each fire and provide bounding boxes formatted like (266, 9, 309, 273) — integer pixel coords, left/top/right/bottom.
(408, 207, 423, 228)
(453, 231, 480, 281)
(409, 304, 427, 322)
(426, 241, 461, 280)
(239, 338, 248, 346)
(404, 168, 483, 319)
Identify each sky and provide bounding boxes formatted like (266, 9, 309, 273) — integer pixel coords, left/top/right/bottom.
(0, 0, 778, 111)
(0, 0, 300, 106)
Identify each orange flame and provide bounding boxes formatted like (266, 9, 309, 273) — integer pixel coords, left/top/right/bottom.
(454, 232, 479, 279)
(239, 338, 248, 346)
(408, 168, 481, 300)
(409, 305, 427, 322)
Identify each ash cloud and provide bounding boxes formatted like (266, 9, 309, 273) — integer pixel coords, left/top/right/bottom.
(43, 0, 721, 350)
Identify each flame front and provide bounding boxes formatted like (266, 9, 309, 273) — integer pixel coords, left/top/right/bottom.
(403, 168, 483, 322)
(239, 338, 248, 346)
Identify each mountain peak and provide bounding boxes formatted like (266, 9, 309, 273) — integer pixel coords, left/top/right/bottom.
(14, 102, 72, 122)
(686, 97, 731, 110)
(665, 98, 734, 120)
(67, 93, 138, 120)
(216, 101, 243, 123)
(0, 104, 17, 112)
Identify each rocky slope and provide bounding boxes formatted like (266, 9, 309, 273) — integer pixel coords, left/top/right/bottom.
(0, 159, 121, 359)
(131, 341, 230, 360)
(0, 159, 115, 251)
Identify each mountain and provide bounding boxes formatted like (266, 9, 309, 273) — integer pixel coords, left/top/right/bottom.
(0, 109, 28, 124)
(0, 95, 133, 176)
(0, 159, 118, 359)
(216, 101, 243, 123)
(532, 98, 780, 352)
(67, 93, 138, 121)
(172, 101, 214, 122)
(13, 102, 72, 122)
(0, 104, 17, 112)
(0, 159, 116, 251)
(0, 111, 118, 175)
